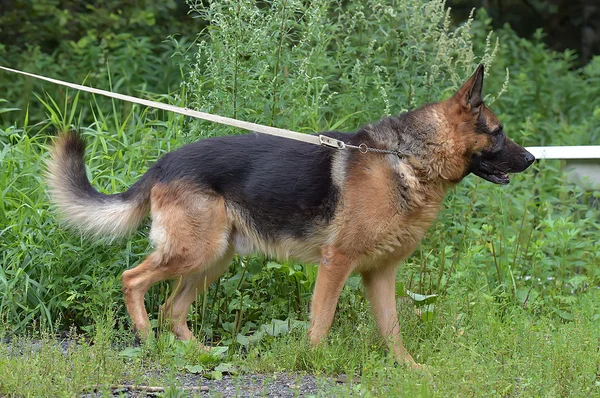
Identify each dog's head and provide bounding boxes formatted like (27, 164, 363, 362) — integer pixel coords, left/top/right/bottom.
(447, 65, 535, 185)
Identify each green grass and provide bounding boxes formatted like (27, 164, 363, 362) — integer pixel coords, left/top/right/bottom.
(1, 289, 597, 397)
(1, 0, 599, 396)
(245, 291, 599, 397)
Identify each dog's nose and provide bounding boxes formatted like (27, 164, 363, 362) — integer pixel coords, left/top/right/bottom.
(524, 151, 535, 165)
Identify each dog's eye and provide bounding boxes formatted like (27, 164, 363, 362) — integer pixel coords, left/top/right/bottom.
(490, 131, 505, 152)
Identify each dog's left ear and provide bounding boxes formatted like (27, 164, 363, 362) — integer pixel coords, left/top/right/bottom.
(454, 64, 484, 111)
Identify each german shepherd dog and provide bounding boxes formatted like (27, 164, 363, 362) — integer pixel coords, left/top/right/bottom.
(48, 65, 534, 368)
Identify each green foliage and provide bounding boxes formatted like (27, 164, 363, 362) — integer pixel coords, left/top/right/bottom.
(1, 293, 597, 396)
(0, 318, 130, 396)
(0, 2, 598, 387)
(472, 10, 600, 146)
(185, 0, 499, 137)
(183, 0, 599, 338)
(0, 0, 195, 126)
(245, 292, 599, 396)
(0, 1, 189, 50)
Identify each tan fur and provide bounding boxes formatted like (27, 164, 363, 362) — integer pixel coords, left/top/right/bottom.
(226, 204, 327, 263)
(300, 70, 509, 368)
(308, 246, 354, 345)
(362, 263, 417, 367)
(122, 183, 232, 339)
(330, 144, 447, 271)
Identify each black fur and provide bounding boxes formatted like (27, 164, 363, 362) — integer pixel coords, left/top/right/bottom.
(145, 132, 353, 240)
(59, 132, 153, 206)
(59, 133, 113, 203)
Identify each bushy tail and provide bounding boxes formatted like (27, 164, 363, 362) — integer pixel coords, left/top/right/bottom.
(47, 131, 152, 239)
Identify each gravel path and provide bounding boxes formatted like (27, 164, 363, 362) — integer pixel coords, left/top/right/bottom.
(82, 373, 340, 397)
(3, 337, 349, 397)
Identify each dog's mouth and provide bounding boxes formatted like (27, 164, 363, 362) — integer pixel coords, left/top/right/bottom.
(471, 160, 510, 185)
(472, 168, 510, 185)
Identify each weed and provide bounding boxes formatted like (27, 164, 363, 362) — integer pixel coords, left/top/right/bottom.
(0, 1, 598, 396)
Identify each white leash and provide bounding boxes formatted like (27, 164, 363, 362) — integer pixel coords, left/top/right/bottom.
(1, 65, 599, 160)
(0, 66, 348, 150)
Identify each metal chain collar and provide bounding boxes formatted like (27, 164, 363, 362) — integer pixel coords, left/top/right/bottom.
(319, 135, 404, 157)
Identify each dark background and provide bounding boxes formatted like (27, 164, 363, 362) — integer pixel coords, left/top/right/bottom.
(448, 0, 600, 64)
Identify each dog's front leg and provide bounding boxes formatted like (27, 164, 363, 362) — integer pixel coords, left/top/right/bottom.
(362, 264, 419, 369)
(308, 247, 353, 346)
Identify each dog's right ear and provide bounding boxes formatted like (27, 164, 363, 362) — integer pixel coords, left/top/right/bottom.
(453, 64, 484, 111)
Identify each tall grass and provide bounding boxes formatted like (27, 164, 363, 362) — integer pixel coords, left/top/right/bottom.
(185, 0, 501, 138)
(0, 0, 598, 353)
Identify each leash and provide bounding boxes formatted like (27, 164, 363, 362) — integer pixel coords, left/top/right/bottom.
(0, 66, 400, 155)
(2, 66, 599, 160)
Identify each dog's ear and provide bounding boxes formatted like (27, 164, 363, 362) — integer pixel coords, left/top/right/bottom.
(453, 64, 484, 111)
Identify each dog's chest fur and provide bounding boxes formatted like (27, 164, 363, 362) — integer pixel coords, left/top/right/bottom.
(334, 153, 447, 272)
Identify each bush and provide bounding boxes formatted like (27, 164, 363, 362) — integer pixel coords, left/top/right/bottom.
(0, 0, 597, 338)
(185, 0, 500, 138)
(481, 16, 600, 146)
(0, 0, 195, 126)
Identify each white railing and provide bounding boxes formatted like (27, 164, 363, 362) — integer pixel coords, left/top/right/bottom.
(526, 146, 600, 160)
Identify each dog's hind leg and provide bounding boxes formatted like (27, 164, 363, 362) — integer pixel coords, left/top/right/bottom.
(121, 252, 174, 340)
(122, 251, 211, 340)
(159, 247, 234, 341)
(122, 184, 231, 341)
(308, 247, 354, 346)
(361, 264, 419, 369)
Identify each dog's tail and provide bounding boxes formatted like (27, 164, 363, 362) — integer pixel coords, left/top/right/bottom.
(47, 131, 153, 239)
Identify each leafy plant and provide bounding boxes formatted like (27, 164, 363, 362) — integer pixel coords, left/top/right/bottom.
(0, 1, 598, 360)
